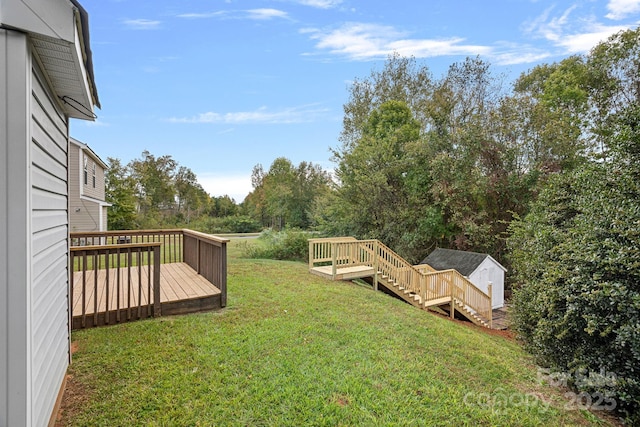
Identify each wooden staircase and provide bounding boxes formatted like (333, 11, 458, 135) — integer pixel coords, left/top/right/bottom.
(309, 237, 493, 329)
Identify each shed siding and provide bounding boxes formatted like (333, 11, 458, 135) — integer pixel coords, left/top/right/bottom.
(468, 257, 504, 309)
(29, 53, 70, 427)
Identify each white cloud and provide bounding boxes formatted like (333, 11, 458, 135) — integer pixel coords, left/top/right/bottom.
(303, 22, 493, 61)
(177, 11, 226, 19)
(606, 0, 640, 20)
(198, 173, 253, 202)
(123, 19, 161, 30)
(177, 9, 289, 20)
(523, 6, 633, 54)
(168, 104, 330, 124)
(292, 0, 343, 9)
(522, 5, 576, 42)
(491, 49, 551, 66)
(556, 23, 629, 53)
(246, 9, 290, 20)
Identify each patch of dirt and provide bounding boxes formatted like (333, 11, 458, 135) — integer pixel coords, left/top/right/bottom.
(54, 373, 90, 427)
(427, 309, 516, 340)
(55, 342, 91, 426)
(484, 327, 515, 340)
(330, 394, 350, 407)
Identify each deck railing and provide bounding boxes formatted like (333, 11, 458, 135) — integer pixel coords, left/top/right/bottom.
(70, 229, 228, 328)
(183, 229, 228, 307)
(70, 229, 184, 264)
(450, 269, 493, 326)
(309, 238, 492, 327)
(70, 242, 161, 329)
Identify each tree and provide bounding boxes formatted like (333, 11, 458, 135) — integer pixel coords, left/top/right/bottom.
(588, 27, 640, 158)
(174, 166, 209, 223)
(244, 158, 330, 230)
(330, 56, 547, 262)
(211, 195, 238, 218)
(512, 55, 591, 170)
(340, 53, 434, 151)
(129, 151, 177, 226)
(105, 157, 137, 230)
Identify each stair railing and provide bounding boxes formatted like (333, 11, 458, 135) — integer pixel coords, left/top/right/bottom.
(308, 238, 493, 327)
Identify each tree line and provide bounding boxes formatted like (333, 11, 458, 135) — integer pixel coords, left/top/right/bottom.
(105, 151, 329, 233)
(105, 150, 242, 231)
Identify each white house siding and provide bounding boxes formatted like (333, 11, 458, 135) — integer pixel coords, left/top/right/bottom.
(0, 28, 32, 427)
(468, 257, 505, 309)
(2, 0, 97, 425)
(30, 50, 71, 426)
(0, 28, 10, 427)
(0, 32, 71, 426)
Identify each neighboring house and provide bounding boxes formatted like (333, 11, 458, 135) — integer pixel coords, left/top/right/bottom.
(69, 138, 110, 232)
(420, 248, 506, 309)
(0, 0, 99, 426)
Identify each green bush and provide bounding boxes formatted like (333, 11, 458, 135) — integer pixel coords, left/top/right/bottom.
(242, 229, 311, 262)
(508, 163, 640, 423)
(188, 215, 262, 234)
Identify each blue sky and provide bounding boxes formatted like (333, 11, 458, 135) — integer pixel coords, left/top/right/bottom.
(71, 0, 640, 202)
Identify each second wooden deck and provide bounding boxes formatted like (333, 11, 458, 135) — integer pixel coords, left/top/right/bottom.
(310, 265, 375, 281)
(71, 262, 221, 329)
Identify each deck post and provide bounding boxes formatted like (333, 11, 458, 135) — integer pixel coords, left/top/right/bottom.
(420, 273, 426, 308)
(220, 240, 227, 308)
(331, 242, 337, 279)
(196, 238, 201, 274)
(373, 241, 378, 291)
(450, 272, 455, 319)
(488, 282, 493, 329)
(153, 245, 161, 317)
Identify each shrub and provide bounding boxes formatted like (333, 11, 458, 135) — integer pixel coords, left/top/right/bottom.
(508, 165, 640, 423)
(242, 229, 310, 262)
(188, 215, 261, 234)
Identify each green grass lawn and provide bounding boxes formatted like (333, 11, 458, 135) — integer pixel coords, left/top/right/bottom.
(60, 239, 610, 426)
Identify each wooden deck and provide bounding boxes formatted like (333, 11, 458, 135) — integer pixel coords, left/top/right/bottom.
(310, 265, 375, 281)
(71, 262, 221, 329)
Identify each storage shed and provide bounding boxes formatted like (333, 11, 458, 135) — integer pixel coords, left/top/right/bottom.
(420, 248, 505, 309)
(0, 0, 99, 425)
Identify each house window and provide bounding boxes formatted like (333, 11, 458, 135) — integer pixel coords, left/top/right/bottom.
(83, 155, 88, 185)
(92, 163, 96, 188)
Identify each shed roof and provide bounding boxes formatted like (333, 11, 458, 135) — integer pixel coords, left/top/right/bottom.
(420, 248, 506, 276)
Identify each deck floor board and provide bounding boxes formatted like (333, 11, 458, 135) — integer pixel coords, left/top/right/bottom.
(72, 262, 221, 317)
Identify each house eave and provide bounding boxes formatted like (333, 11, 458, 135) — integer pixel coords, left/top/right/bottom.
(80, 195, 111, 206)
(70, 137, 108, 169)
(0, 0, 99, 120)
